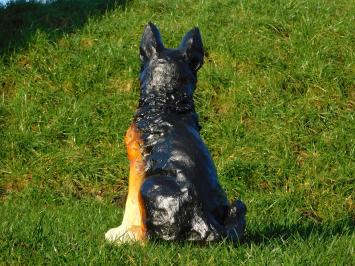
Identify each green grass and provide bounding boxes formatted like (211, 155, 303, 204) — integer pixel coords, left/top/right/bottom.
(0, 0, 354, 264)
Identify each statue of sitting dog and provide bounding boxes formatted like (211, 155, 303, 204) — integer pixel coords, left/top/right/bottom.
(105, 22, 246, 243)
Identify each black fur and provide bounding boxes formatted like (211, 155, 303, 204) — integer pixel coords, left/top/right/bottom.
(136, 22, 246, 242)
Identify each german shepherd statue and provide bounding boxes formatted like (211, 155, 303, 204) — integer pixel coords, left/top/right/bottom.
(105, 22, 246, 243)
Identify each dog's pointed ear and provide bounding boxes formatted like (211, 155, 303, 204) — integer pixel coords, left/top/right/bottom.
(140, 22, 164, 62)
(180, 27, 204, 71)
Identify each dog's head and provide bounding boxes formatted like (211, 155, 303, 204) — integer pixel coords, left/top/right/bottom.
(139, 22, 204, 105)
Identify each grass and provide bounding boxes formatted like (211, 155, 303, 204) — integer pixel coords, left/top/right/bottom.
(0, 0, 354, 264)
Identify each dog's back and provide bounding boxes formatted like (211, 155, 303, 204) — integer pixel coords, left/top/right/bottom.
(135, 23, 246, 241)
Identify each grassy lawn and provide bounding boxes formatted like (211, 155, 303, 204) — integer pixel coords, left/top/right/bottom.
(0, 0, 354, 264)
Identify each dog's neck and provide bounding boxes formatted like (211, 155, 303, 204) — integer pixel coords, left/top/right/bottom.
(134, 85, 201, 136)
(137, 89, 196, 114)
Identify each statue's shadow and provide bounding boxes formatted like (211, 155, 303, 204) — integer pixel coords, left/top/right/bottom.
(244, 217, 353, 246)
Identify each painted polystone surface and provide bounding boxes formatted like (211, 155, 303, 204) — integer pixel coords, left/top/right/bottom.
(137, 23, 246, 242)
(105, 22, 246, 243)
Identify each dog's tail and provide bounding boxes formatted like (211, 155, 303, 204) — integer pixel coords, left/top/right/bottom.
(222, 199, 247, 242)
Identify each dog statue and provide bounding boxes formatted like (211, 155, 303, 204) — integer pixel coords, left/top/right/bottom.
(105, 22, 246, 243)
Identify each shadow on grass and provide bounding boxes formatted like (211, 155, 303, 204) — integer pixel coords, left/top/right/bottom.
(0, 0, 130, 54)
(245, 217, 353, 245)
(115, 218, 353, 248)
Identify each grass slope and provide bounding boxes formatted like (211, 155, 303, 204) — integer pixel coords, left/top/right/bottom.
(0, 0, 354, 264)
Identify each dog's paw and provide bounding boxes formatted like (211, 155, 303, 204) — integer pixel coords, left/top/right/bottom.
(105, 225, 146, 244)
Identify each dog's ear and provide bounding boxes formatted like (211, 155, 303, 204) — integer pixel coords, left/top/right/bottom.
(140, 22, 164, 62)
(180, 27, 204, 71)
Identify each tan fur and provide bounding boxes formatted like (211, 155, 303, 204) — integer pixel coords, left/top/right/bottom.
(105, 124, 147, 243)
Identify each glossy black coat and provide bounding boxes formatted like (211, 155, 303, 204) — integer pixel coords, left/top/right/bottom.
(136, 22, 246, 242)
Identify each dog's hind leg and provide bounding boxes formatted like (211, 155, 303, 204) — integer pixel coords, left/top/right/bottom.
(105, 124, 147, 244)
(141, 176, 218, 241)
(140, 175, 191, 240)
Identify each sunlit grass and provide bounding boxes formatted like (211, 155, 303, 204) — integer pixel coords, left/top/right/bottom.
(0, 0, 354, 264)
